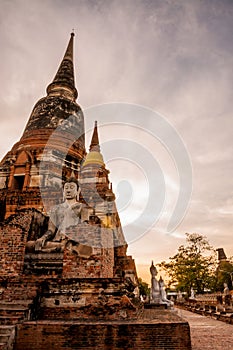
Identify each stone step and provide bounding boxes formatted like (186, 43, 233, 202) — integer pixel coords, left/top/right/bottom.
(0, 301, 32, 308)
(0, 315, 24, 325)
(0, 310, 28, 318)
(0, 308, 28, 314)
(0, 326, 15, 350)
(0, 336, 9, 343)
(0, 326, 15, 336)
(0, 302, 31, 326)
(0, 305, 27, 310)
(0, 303, 30, 322)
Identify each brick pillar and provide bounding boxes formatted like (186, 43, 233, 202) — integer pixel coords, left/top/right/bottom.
(8, 164, 15, 189)
(23, 161, 31, 190)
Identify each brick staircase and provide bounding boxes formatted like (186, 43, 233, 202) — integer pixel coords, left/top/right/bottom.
(0, 326, 15, 350)
(0, 301, 32, 350)
(0, 302, 31, 325)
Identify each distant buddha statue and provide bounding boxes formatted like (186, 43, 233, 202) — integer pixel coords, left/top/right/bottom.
(159, 277, 174, 307)
(177, 291, 183, 301)
(150, 261, 161, 304)
(190, 287, 195, 299)
(223, 283, 230, 296)
(223, 283, 231, 306)
(26, 178, 90, 254)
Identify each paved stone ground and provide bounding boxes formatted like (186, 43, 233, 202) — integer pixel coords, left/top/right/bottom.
(176, 308, 233, 350)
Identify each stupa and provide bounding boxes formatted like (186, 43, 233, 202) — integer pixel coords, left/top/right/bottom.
(0, 34, 191, 350)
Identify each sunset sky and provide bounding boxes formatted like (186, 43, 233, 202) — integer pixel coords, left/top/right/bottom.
(0, 0, 232, 283)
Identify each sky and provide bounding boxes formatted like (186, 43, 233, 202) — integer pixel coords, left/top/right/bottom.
(0, 0, 233, 283)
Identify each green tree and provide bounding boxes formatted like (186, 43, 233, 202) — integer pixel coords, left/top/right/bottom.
(158, 233, 217, 295)
(138, 278, 150, 297)
(216, 259, 233, 291)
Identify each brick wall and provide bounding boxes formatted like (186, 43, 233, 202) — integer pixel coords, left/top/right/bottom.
(15, 320, 191, 350)
(0, 225, 26, 277)
(36, 277, 140, 321)
(0, 210, 44, 278)
(63, 248, 114, 278)
(62, 225, 114, 278)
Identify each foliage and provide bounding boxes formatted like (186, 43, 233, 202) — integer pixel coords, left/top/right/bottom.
(158, 233, 217, 295)
(138, 277, 150, 297)
(216, 260, 233, 291)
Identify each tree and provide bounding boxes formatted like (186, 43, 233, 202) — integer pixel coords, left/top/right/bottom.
(138, 277, 150, 297)
(158, 233, 217, 295)
(216, 258, 233, 291)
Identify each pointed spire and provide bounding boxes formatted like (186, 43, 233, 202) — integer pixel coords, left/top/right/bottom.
(89, 121, 100, 152)
(46, 33, 78, 100)
(63, 32, 74, 61)
(82, 121, 104, 167)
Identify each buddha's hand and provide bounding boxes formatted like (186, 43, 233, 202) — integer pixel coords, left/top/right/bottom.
(35, 236, 47, 251)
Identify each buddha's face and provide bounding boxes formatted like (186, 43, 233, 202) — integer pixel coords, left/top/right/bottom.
(63, 182, 78, 200)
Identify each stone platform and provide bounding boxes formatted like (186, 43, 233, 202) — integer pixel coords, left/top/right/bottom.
(14, 310, 191, 350)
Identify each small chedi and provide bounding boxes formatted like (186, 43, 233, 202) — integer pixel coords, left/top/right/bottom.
(0, 34, 191, 350)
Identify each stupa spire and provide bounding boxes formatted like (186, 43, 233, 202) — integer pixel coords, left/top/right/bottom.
(46, 33, 78, 100)
(89, 121, 100, 152)
(82, 121, 104, 167)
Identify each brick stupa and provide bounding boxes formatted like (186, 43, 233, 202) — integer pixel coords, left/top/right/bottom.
(0, 34, 191, 350)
